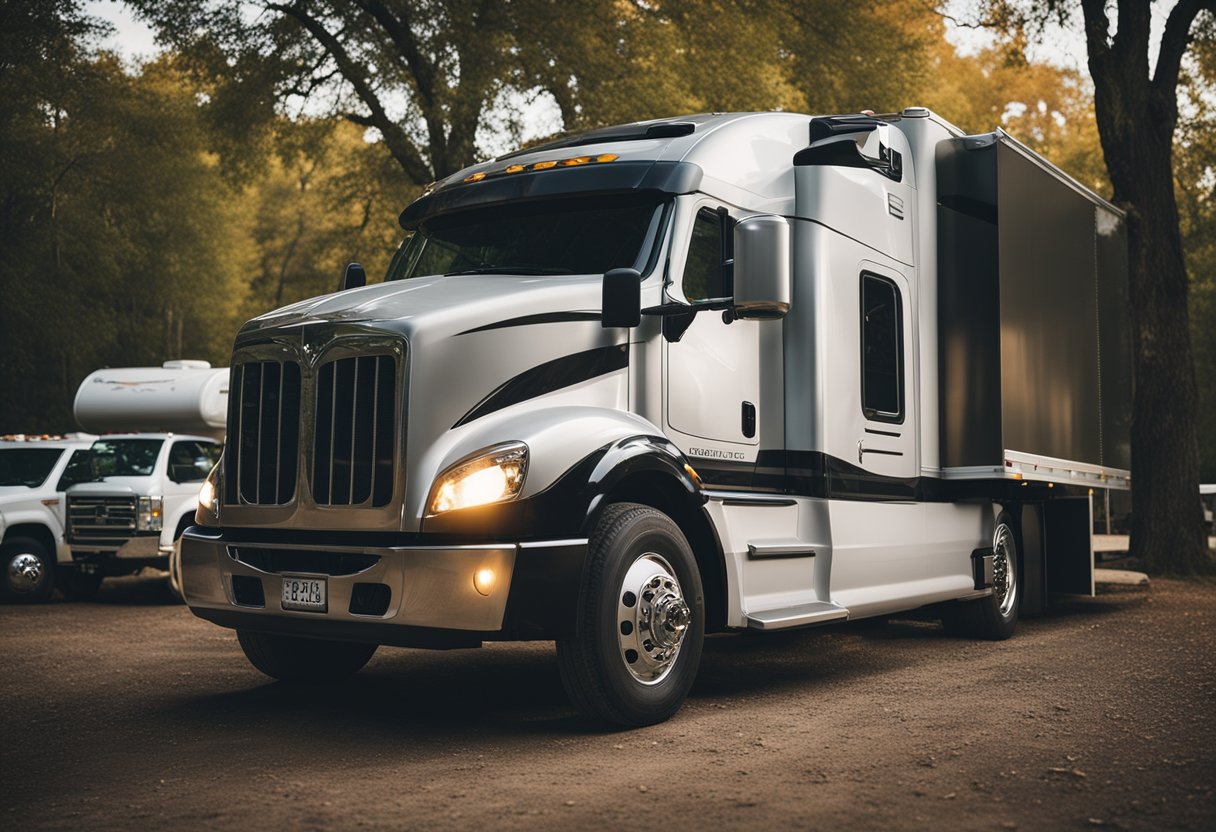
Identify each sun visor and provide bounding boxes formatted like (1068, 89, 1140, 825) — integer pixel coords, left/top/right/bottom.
(400, 160, 703, 230)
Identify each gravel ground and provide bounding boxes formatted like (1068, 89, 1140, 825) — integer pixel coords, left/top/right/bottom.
(1, 575, 1213, 831)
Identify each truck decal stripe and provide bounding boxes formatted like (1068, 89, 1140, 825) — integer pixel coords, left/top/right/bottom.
(456, 311, 602, 335)
(452, 344, 629, 428)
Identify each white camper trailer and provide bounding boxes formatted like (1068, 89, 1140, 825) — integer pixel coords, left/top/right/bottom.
(180, 110, 1131, 725)
(62, 361, 224, 599)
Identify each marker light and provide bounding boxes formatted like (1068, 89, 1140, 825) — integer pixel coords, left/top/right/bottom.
(596, 153, 618, 163)
(474, 568, 496, 596)
(562, 156, 591, 166)
(463, 172, 487, 182)
(505, 164, 525, 173)
(428, 442, 528, 515)
(532, 160, 558, 170)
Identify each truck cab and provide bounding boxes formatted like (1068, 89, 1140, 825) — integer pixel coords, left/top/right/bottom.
(0, 436, 96, 602)
(62, 433, 221, 599)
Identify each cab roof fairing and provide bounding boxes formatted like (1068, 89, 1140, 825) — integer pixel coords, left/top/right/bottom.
(399, 112, 816, 230)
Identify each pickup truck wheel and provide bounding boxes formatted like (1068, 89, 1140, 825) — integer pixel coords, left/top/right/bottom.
(557, 502, 705, 727)
(1, 537, 56, 603)
(945, 514, 1020, 640)
(236, 630, 377, 682)
(60, 570, 103, 601)
(166, 538, 184, 603)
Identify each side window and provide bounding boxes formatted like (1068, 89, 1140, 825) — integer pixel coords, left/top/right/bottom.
(169, 441, 222, 484)
(680, 207, 735, 302)
(56, 450, 93, 492)
(861, 273, 904, 422)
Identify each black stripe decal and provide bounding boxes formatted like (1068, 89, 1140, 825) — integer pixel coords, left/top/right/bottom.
(453, 343, 628, 428)
(458, 311, 602, 335)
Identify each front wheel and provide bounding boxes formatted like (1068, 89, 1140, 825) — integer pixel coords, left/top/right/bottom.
(946, 513, 1020, 640)
(557, 502, 705, 726)
(236, 630, 378, 682)
(1, 537, 56, 603)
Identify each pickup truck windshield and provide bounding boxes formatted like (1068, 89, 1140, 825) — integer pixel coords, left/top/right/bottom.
(0, 448, 64, 487)
(387, 194, 669, 280)
(89, 439, 163, 478)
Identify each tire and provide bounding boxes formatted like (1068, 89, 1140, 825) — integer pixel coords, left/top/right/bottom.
(59, 570, 104, 601)
(557, 502, 705, 727)
(236, 630, 378, 682)
(166, 537, 184, 603)
(945, 512, 1020, 640)
(1, 536, 56, 603)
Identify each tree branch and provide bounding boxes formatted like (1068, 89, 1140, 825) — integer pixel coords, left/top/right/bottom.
(266, 1, 432, 183)
(1154, 0, 1216, 95)
(1079, 0, 1114, 65)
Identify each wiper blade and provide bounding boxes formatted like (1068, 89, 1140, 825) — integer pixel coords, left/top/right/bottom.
(445, 266, 574, 276)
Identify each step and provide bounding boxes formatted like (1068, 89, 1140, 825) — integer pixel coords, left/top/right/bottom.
(745, 601, 849, 630)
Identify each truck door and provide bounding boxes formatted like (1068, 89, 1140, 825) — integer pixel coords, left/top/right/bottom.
(854, 265, 916, 479)
(664, 200, 761, 480)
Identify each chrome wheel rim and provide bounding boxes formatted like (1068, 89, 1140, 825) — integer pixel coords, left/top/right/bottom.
(993, 522, 1018, 619)
(617, 553, 690, 685)
(8, 552, 47, 594)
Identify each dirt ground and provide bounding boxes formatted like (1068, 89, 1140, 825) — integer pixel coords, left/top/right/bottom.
(2, 575, 1213, 831)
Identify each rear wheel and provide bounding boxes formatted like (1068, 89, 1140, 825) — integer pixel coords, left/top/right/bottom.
(1, 537, 56, 603)
(236, 630, 378, 682)
(557, 502, 705, 726)
(946, 513, 1020, 640)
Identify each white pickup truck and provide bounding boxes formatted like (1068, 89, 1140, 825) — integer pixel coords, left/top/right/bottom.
(0, 436, 96, 602)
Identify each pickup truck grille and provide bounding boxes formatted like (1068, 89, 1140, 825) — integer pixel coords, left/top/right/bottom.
(67, 496, 136, 542)
(227, 360, 302, 505)
(312, 355, 396, 507)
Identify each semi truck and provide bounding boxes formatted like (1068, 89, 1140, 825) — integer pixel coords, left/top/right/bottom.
(181, 109, 1131, 725)
(63, 361, 224, 599)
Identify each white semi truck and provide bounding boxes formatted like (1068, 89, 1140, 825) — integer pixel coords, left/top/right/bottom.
(62, 361, 224, 599)
(181, 109, 1131, 725)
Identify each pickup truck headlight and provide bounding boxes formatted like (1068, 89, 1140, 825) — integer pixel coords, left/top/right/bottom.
(137, 496, 164, 531)
(196, 460, 221, 526)
(428, 442, 528, 516)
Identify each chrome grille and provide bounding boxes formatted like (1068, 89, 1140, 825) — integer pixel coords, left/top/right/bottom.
(312, 355, 396, 507)
(67, 496, 136, 541)
(227, 360, 302, 505)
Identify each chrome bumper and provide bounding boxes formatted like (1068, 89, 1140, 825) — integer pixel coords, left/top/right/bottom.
(180, 528, 585, 639)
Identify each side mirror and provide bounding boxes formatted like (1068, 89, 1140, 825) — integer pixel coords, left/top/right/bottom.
(732, 215, 791, 319)
(340, 262, 367, 292)
(601, 267, 641, 328)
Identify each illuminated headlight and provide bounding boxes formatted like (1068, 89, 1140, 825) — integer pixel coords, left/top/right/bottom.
(137, 496, 164, 531)
(428, 443, 528, 516)
(196, 460, 221, 526)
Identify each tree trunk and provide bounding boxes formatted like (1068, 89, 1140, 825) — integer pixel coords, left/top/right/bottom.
(1085, 5, 1210, 574)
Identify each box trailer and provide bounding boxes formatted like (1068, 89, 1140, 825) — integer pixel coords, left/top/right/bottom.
(180, 109, 1130, 725)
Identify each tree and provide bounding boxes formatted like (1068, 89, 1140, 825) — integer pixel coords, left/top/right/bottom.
(130, 1, 941, 182)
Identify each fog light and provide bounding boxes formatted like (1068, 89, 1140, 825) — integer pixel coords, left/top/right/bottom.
(473, 568, 495, 596)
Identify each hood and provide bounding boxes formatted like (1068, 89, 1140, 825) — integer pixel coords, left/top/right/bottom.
(236, 273, 606, 344)
(68, 480, 146, 497)
(0, 486, 37, 501)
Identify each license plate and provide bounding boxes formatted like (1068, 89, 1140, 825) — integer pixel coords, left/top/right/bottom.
(281, 575, 327, 612)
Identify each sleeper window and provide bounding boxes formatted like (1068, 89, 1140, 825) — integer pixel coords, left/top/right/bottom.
(861, 273, 904, 421)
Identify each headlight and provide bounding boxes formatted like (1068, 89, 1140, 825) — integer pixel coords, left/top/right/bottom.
(137, 496, 164, 531)
(196, 459, 221, 526)
(428, 442, 528, 515)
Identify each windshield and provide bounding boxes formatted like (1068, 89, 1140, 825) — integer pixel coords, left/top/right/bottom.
(89, 439, 163, 478)
(387, 194, 669, 280)
(0, 448, 64, 488)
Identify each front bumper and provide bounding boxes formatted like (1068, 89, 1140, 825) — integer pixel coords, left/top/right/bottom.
(180, 527, 587, 646)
